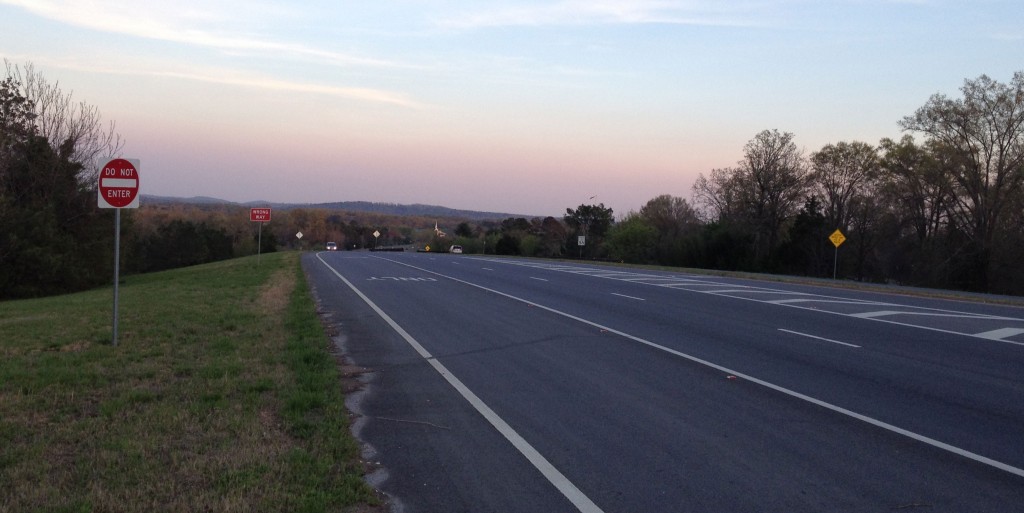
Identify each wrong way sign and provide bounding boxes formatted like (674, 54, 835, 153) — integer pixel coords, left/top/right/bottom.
(250, 208, 272, 222)
(98, 158, 140, 208)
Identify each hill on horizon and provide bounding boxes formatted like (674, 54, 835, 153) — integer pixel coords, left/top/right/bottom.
(141, 195, 536, 221)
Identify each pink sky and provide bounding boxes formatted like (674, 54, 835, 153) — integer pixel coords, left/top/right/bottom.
(2, 0, 1021, 217)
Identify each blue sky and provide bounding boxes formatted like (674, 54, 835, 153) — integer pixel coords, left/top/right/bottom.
(2, 0, 1021, 216)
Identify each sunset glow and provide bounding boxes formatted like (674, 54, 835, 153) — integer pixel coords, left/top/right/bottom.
(2, 0, 1021, 216)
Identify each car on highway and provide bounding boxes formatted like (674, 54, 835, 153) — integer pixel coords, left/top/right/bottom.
(450, 245, 463, 254)
(325, 242, 338, 251)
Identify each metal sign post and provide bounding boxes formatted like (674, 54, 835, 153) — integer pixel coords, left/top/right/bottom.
(113, 209, 121, 345)
(829, 229, 846, 280)
(98, 158, 141, 346)
(250, 208, 272, 265)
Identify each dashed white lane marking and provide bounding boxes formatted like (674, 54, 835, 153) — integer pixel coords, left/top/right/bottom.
(611, 293, 645, 301)
(375, 255, 1024, 480)
(482, 259, 1024, 348)
(778, 329, 861, 348)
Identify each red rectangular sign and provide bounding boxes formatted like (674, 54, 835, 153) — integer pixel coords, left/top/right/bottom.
(250, 207, 272, 222)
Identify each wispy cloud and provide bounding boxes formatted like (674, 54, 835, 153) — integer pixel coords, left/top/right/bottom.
(0, 0, 431, 107)
(0, 0, 412, 69)
(154, 70, 428, 109)
(437, 0, 766, 29)
(991, 32, 1023, 42)
(7, 53, 427, 109)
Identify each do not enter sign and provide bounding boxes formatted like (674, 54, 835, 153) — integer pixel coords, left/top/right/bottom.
(98, 158, 140, 208)
(100, 158, 141, 346)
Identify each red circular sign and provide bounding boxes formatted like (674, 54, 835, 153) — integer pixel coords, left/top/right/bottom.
(99, 158, 140, 208)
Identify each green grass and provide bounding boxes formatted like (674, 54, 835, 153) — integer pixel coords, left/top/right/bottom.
(0, 252, 377, 512)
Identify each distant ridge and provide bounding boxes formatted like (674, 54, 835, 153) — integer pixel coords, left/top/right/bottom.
(141, 195, 532, 221)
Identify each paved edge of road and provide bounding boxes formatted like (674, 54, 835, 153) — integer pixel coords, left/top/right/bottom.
(315, 252, 607, 513)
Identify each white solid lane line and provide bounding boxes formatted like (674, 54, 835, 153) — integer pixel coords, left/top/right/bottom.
(316, 254, 606, 513)
(375, 255, 1024, 480)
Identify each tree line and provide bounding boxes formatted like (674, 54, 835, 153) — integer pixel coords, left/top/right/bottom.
(3, 61, 1022, 299)
(610, 72, 1024, 294)
(1, 62, 123, 298)
(461, 72, 1024, 295)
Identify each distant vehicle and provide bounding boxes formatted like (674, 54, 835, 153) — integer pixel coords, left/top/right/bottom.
(326, 242, 338, 251)
(450, 245, 463, 254)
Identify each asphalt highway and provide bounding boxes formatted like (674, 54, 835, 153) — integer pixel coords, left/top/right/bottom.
(302, 251, 1024, 513)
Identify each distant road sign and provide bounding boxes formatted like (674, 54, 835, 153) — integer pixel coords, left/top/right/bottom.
(98, 158, 140, 208)
(250, 208, 272, 222)
(829, 229, 846, 248)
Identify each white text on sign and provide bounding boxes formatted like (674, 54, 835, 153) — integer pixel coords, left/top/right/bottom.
(103, 166, 136, 177)
(250, 208, 272, 222)
(97, 158, 140, 209)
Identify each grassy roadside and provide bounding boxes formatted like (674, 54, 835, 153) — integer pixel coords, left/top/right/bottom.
(0, 252, 377, 512)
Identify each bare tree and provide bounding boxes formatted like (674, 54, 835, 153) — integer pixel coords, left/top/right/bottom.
(809, 141, 879, 231)
(736, 129, 809, 258)
(5, 60, 123, 184)
(692, 167, 742, 223)
(639, 194, 700, 238)
(0, 75, 36, 171)
(877, 136, 951, 245)
(899, 72, 1024, 289)
(693, 130, 808, 264)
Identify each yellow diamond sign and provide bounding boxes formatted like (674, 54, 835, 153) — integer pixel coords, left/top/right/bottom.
(829, 229, 846, 248)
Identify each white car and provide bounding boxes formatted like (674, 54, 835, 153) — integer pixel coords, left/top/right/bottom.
(450, 245, 463, 254)
(325, 242, 338, 251)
